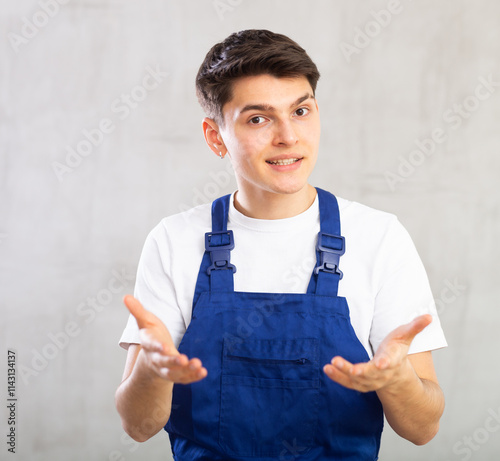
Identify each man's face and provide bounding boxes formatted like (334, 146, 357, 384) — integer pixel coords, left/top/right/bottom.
(218, 74, 320, 198)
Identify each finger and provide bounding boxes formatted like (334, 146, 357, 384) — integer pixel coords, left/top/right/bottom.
(123, 294, 151, 329)
(151, 353, 189, 369)
(331, 356, 377, 378)
(328, 356, 377, 379)
(187, 357, 203, 371)
(342, 359, 382, 380)
(372, 315, 433, 368)
(324, 359, 386, 393)
(159, 363, 208, 384)
(324, 357, 354, 383)
(331, 356, 354, 373)
(323, 362, 360, 390)
(149, 351, 207, 380)
(174, 366, 208, 384)
(350, 361, 379, 377)
(373, 354, 391, 370)
(147, 350, 207, 382)
(396, 314, 433, 346)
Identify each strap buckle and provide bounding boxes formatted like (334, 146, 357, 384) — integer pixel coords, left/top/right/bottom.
(205, 230, 236, 274)
(313, 232, 345, 279)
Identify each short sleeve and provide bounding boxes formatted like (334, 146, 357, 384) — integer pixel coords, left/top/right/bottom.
(369, 218, 447, 355)
(118, 223, 187, 350)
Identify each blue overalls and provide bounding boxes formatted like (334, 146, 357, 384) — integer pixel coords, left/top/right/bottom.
(165, 188, 384, 460)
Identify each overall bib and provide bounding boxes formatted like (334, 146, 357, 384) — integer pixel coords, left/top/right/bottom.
(165, 188, 384, 460)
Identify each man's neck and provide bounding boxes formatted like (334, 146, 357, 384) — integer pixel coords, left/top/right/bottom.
(233, 184, 317, 220)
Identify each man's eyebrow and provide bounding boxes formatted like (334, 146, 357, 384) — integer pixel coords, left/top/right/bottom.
(239, 93, 314, 114)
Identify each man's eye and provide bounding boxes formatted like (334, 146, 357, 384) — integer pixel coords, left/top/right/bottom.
(249, 116, 266, 125)
(295, 107, 309, 117)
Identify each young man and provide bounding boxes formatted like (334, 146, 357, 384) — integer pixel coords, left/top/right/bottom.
(116, 30, 446, 460)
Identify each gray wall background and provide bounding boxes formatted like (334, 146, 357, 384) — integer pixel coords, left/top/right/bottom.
(1, 0, 499, 460)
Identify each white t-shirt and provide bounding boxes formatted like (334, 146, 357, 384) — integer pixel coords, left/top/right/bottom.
(119, 192, 447, 357)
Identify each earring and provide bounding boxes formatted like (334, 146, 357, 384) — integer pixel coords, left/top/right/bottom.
(219, 152, 224, 160)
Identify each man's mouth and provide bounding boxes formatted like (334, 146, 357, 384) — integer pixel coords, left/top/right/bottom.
(266, 158, 301, 166)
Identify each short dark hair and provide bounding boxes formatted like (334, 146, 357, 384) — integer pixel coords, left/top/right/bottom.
(196, 29, 320, 126)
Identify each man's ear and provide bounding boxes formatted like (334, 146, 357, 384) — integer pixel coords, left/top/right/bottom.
(202, 118, 227, 159)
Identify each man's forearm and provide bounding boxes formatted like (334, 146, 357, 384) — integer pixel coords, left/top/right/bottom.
(376, 359, 445, 445)
(115, 350, 173, 442)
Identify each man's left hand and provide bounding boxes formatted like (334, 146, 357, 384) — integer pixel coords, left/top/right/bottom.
(323, 314, 432, 392)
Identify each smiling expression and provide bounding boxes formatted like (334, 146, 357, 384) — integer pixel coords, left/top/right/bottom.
(216, 74, 321, 198)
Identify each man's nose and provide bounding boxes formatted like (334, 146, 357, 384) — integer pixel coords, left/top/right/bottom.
(272, 119, 298, 146)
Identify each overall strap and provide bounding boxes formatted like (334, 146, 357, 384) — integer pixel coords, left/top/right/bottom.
(193, 194, 235, 305)
(306, 188, 345, 297)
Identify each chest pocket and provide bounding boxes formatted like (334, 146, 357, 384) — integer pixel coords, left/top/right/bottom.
(219, 337, 320, 458)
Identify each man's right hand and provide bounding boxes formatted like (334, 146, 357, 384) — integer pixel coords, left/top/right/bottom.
(123, 295, 207, 384)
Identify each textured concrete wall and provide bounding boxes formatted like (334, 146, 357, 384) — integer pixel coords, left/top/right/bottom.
(1, 0, 499, 459)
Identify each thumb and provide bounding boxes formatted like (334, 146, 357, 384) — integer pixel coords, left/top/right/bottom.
(373, 314, 433, 369)
(123, 294, 151, 329)
(397, 314, 433, 346)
